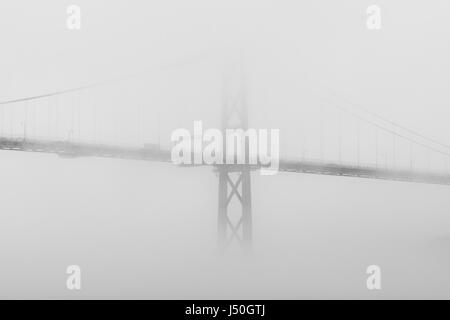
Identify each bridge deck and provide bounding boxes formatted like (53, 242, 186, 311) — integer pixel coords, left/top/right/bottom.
(1, 137, 450, 186)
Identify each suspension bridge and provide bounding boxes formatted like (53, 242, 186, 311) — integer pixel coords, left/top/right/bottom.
(1, 55, 450, 252)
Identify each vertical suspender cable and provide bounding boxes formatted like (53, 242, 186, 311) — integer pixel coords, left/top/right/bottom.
(357, 118, 360, 167)
(338, 108, 342, 164)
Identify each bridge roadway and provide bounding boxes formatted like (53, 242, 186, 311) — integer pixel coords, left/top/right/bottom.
(1, 137, 450, 186)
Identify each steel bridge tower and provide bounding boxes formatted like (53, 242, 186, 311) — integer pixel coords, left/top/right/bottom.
(217, 61, 252, 253)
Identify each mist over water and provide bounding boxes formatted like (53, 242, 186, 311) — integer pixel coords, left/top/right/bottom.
(1, 151, 450, 299)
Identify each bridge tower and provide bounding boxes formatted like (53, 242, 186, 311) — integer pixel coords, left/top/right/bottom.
(217, 61, 252, 253)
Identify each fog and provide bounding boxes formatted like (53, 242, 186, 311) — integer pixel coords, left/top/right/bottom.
(1, 0, 450, 299)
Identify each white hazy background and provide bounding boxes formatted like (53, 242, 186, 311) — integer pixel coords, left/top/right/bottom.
(1, 0, 450, 299)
